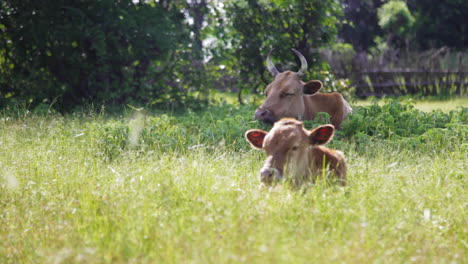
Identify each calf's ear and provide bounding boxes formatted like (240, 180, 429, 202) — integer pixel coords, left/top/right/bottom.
(303, 80, 322, 95)
(245, 129, 267, 149)
(309, 125, 334, 145)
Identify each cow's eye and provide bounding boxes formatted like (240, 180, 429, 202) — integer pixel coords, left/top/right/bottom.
(291, 146, 299, 151)
(281, 92, 294, 98)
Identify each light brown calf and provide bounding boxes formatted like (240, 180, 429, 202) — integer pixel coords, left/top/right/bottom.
(255, 49, 352, 129)
(245, 118, 347, 186)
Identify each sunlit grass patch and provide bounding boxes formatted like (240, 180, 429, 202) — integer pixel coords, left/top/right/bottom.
(355, 97, 468, 112)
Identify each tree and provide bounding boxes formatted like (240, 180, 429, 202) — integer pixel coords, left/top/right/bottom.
(377, 1, 415, 49)
(408, 0, 467, 50)
(339, 0, 384, 52)
(206, 0, 343, 101)
(0, 0, 193, 110)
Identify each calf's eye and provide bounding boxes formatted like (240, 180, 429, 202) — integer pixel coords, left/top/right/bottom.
(291, 146, 299, 151)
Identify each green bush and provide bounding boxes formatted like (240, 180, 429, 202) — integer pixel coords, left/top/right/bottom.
(4, 99, 464, 162)
(341, 99, 464, 139)
(83, 99, 467, 161)
(339, 99, 467, 154)
(82, 104, 262, 161)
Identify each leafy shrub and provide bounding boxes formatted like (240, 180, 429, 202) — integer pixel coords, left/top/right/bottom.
(87, 104, 261, 161)
(79, 99, 468, 161)
(94, 120, 130, 161)
(341, 99, 463, 139)
(339, 99, 467, 154)
(316, 71, 355, 101)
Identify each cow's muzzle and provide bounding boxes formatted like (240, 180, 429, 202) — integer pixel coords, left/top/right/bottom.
(254, 108, 277, 124)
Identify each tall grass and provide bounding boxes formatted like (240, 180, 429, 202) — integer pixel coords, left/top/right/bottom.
(1, 101, 467, 263)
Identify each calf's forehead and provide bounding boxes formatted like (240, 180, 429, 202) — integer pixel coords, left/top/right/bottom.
(264, 120, 308, 149)
(273, 119, 305, 129)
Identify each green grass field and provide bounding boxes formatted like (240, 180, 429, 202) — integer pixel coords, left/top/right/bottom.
(1, 99, 467, 263)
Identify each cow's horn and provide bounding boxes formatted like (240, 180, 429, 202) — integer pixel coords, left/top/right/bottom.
(292, 48, 308, 76)
(266, 49, 280, 77)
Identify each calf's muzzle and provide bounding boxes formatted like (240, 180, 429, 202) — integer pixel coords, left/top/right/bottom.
(260, 167, 282, 185)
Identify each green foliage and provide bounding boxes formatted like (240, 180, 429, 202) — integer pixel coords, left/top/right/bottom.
(342, 99, 464, 138)
(206, 0, 343, 95)
(330, 0, 467, 99)
(408, 0, 467, 49)
(378, 1, 415, 35)
(80, 104, 261, 161)
(321, 43, 357, 75)
(0, 0, 466, 110)
(0, 0, 209, 110)
(341, 99, 467, 153)
(342, 0, 466, 51)
(330, 43, 356, 57)
(12, 98, 465, 163)
(318, 43, 356, 99)
(377, 1, 415, 48)
(339, 0, 384, 52)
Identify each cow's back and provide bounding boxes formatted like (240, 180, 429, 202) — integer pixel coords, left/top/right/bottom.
(304, 93, 351, 129)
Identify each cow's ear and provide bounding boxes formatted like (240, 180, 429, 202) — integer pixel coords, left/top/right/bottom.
(303, 80, 322, 95)
(309, 125, 334, 145)
(245, 129, 267, 149)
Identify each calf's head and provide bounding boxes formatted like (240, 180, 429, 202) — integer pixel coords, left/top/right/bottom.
(255, 49, 323, 123)
(245, 119, 335, 185)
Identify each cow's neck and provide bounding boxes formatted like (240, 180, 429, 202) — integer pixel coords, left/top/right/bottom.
(302, 93, 325, 119)
(304, 93, 339, 119)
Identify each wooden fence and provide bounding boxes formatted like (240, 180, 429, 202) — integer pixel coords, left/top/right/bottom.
(352, 70, 467, 97)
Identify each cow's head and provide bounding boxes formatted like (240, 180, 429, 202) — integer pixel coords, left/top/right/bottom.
(245, 119, 335, 185)
(255, 49, 323, 124)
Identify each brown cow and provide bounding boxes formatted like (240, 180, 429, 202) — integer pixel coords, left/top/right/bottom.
(255, 49, 352, 129)
(245, 118, 347, 186)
